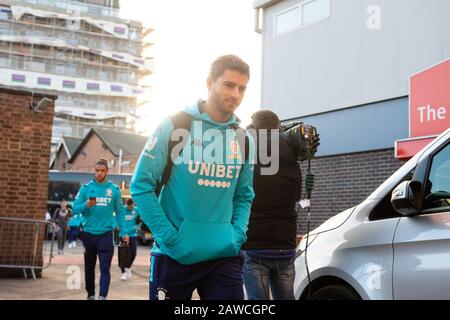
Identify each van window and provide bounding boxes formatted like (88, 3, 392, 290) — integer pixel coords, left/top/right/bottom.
(423, 143, 450, 211)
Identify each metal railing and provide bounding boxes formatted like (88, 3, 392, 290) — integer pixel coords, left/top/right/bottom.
(0, 217, 55, 280)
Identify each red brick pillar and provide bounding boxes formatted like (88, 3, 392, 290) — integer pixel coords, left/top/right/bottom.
(0, 88, 56, 278)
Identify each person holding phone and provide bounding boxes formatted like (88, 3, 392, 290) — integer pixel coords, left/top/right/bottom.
(73, 158, 128, 300)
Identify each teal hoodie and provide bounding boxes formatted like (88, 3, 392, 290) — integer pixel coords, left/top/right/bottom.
(119, 206, 141, 237)
(130, 101, 255, 265)
(73, 179, 127, 236)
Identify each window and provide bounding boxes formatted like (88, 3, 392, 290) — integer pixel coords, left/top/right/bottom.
(0, 6, 11, 20)
(302, 0, 330, 26)
(55, 49, 65, 60)
(274, 0, 330, 36)
(65, 63, 77, 76)
(54, 63, 65, 75)
(86, 67, 97, 79)
(11, 56, 24, 69)
(99, 70, 110, 81)
(0, 21, 9, 34)
(0, 54, 8, 68)
(25, 60, 46, 73)
(102, 39, 113, 51)
(87, 98, 97, 108)
(97, 100, 109, 111)
(129, 28, 138, 40)
(115, 119, 125, 127)
(274, 5, 301, 36)
(48, 181, 80, 202)
(424, 143, 450, 211)
(117, 70, 130, 82)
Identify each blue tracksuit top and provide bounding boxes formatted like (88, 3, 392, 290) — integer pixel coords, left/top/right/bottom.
(130, 101, 255, 265)
(119, 206, 141, 237)
(73, 179, 127, 236)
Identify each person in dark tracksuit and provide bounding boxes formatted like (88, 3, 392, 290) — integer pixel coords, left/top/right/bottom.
(119, 198, 141, 280)
(73, 159, 128, 300)
(131, 55, 255, 300)
(242, 110, 302, 300)
(68, 210, 82, 248)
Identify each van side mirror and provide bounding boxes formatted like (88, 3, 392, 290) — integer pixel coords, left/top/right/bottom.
(391, 180, 422, 216)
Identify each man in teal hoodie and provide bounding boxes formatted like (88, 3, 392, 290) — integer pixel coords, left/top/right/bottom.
(73, 158, 128, 300)
(131, 55, 255, 300)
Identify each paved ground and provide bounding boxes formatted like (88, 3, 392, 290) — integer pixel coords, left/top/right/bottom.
(0, 240, 153, 300)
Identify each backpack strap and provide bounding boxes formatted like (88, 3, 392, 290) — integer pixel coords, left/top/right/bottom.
(155, 111, 192, 196)
(155, 113, 249, 196)
(232, 125, 249, 164)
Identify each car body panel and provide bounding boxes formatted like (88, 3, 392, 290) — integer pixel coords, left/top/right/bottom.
(295, 200, 400, 300)
(393, 211, 450, 299)
(309, 207, 355, 236)
(295, 128, 450, 300)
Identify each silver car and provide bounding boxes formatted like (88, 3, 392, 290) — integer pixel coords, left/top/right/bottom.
(294, 128, 450, 300)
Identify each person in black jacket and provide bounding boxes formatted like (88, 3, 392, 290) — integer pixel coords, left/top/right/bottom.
(242, 109, 301, 300)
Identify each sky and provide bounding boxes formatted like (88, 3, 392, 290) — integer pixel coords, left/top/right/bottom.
(120, 0, 262, 135)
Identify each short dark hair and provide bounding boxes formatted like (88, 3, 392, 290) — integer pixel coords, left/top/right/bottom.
(126, 198, 133, 206)
(96, 158, 109, 168)
(209, 55, 250, 81)
(251, 109, 280, 130)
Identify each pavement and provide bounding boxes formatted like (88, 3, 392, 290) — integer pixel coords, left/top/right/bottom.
(0, 240, 153, 300)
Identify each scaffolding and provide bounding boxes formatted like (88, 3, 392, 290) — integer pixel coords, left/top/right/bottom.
(0, 1, 153, 144)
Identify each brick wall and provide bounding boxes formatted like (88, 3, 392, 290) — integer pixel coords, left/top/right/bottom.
(120, 154, 139, 174)
(297, 149, 406, 234)
(0, 88, 55, 278)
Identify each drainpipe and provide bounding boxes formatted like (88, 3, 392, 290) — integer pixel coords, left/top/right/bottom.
(118, 148, 123, 174)
(254, 8, 262, 34)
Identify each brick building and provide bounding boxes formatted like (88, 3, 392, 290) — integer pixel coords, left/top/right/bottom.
(49, 136, 82, 171)
(66, 128, 147, 174)
(254, 0, 449, 234)
(0, 86, 56, 277)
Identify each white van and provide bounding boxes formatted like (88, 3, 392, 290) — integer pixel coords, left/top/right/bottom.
(294, 128, 450, 300)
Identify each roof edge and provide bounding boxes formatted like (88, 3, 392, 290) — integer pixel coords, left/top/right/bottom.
(0, 86, 58, 99)
(253, 0, 282, 9)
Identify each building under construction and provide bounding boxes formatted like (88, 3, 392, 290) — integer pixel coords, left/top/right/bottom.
(0, 0, 153, 153)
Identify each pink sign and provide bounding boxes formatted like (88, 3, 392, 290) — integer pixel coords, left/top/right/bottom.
(410, 58, 450, 137)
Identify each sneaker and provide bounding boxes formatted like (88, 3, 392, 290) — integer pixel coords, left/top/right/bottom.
(120, 272, 128, 281)
(125, 268, 132, 279)
(98, 296, 107, 300)
(73, 242, 77, 248)
(68, 243, 73, 249)
(87, 295, 95, 300)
